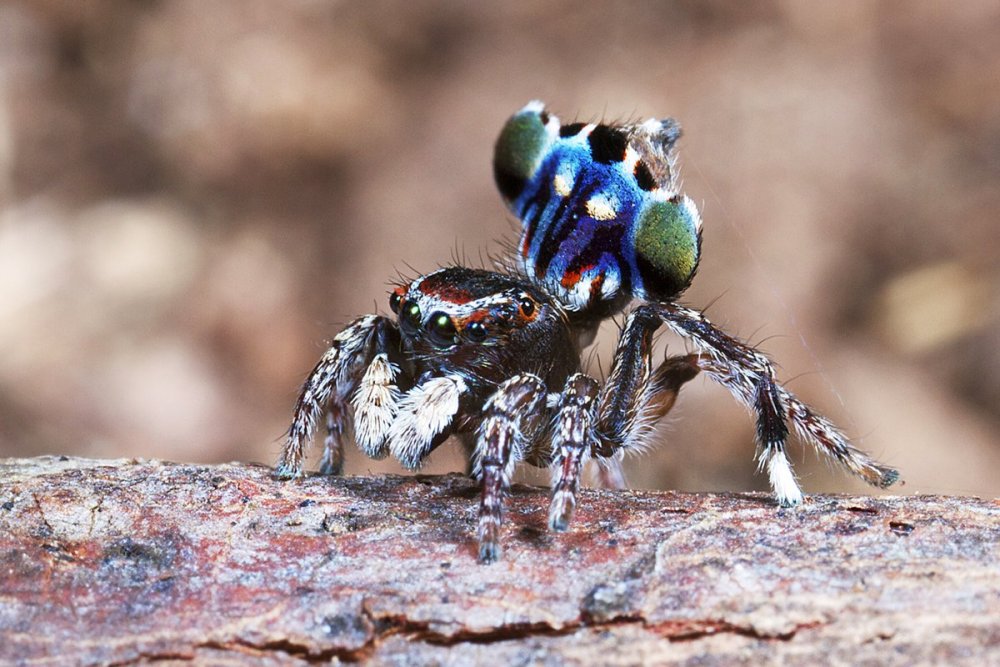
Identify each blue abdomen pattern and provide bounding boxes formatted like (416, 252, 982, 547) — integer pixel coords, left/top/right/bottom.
(493, 101, 702, 313)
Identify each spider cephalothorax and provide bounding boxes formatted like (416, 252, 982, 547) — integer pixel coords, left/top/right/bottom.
(390, 267, 579, 392)
(276, 101, 899, 563)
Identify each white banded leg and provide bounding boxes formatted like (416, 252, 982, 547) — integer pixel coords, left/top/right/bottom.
(652, 302, 898, 505)
(475, 374, 547, 564)
(779, 387, 899, 490)
(276, 315, 391, 479)
(548, 374, 599, 532)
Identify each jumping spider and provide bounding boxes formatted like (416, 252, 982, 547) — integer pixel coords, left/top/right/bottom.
(275, 101, 899, 563)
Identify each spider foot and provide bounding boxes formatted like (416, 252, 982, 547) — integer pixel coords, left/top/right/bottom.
(272, 458, 304, 480)
(763, 447, 804, 507)
(548, 491, 576, 532)
(478, 537, 502, 565)
(318, 446, 344, 476)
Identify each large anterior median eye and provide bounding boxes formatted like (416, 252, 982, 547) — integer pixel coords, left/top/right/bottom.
(399, 300, 421, 335)
(427, 311, 458, 347)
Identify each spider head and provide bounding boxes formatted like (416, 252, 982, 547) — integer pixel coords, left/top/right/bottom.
(389, 267, 576, 386)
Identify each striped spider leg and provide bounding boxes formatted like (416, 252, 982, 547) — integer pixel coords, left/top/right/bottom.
(472, 347, 701, 563)
(276, 315, 406, 479)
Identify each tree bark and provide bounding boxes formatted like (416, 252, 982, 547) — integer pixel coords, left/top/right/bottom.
(1, 456, 998, 665)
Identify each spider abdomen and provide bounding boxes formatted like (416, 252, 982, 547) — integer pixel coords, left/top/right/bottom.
(493, 101, 703, 314)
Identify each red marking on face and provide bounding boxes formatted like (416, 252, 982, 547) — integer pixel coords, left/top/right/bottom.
(418, 281, 473, 304)
(463, 310, 490, 324)
(454, 309, 492, 335)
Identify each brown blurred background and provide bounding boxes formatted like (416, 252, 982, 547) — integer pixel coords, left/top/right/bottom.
(1, 1, 997, 498)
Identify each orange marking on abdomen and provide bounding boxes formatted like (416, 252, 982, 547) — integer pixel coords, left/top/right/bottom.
(561, 265, 594, 290)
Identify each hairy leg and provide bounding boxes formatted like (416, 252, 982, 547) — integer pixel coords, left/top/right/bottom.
(594, 308, 702, 457)
(318, 402, 350, 476)
(474, 374, 547, 563)
(387, 374, 469, 470)
(649, 302, 898, 505)
(548, 373, 600, 532)
(275, 315, 401, 478)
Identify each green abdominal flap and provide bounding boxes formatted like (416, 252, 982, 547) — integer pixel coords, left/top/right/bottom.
(494, 112, 549, 183)
(634, 199, 701, 299)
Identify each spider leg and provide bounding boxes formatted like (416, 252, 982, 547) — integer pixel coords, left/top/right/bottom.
(778, 387, 899, 489)
(318, 402, 350, 475)
(548, 373, 599, 532)
(275, 315, 401, 478)
(648, 302, 899, 505)
(387, 374, 469, 470)
(474, 374, 547, 563)
(352, 352, 404, 459)
(593, 309, 703, 458)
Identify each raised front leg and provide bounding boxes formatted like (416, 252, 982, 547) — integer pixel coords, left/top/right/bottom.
(649, 302, 899, 505)
(276, 315, 402, 479)
(474, 374, 547, 564)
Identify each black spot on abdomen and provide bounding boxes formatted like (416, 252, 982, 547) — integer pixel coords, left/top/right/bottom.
(559, 122, 587, 138)
(588, 125, 628, 164)
(634, 160, 656, 191)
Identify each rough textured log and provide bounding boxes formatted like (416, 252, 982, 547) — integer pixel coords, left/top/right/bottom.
(1, 457, 998, 665)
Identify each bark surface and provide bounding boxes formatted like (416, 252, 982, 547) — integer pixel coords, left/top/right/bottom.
(1, 456, 998, 665)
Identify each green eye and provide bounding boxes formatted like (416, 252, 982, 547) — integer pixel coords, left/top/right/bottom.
(399, 300, 422, 334)
(427, 311, 458, 347)
(389, 293, 402, 313)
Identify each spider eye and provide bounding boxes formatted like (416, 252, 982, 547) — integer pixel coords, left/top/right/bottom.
(427, 311, 458, 347)
(389, 292, 402, 313)
(466, 321, 487, 342)
(519, 297, 536, 318)
(400, 300, 421, 334)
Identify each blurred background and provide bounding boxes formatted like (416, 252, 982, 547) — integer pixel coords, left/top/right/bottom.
(1, 1, 997, 498)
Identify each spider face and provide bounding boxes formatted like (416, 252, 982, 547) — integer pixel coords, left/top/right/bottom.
(278, 100, 899, 564)
(389, 267, 579, 393)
